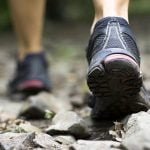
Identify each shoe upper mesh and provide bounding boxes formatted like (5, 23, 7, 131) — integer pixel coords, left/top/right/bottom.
(105, 26, 124, 49)
(122, 33, 139, 55)
(93, 34, 105, 50)
(87, 17, 140, 65)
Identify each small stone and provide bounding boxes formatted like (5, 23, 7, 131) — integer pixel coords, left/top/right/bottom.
(71, 95, 85, 108)
(34, 133, 61, 150)
(19, 92, 72, 119)
(0, 112, 17, 132)
(147, 109, 150, 114)
(121, 111, 150, 150)
(70, 140, 121, 150)
(61, 145, 70, 150)
(78, 106, 91, 118)
(46, 111, 89, 138)
(17, 122, 41, 133)
(54, 135, 76, 145)
(0, 112, 16, 122)
(3, 119, 41, 134)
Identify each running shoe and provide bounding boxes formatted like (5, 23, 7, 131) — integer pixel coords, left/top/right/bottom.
(87, 17, 150, 120)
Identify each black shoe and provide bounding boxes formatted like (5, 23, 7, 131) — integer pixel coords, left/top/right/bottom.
(8, 52, 51, 98)
(86, 17, 150, 120)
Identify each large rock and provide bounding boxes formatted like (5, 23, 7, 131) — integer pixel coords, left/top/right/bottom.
(121, 111, 150, 150)
(70, 140, 121, 150)
(19, 92, 72, 119)
(0, 132, 61, 150)
(122, 131, 150, 150)
(46, 111, 89, 138)
(0, 132, 35, 150)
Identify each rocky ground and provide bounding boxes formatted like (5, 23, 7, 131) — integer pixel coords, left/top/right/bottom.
(0, 21, 150, 150)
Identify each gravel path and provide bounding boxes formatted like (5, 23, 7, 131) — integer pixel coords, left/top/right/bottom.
(0, 22, 150, 150)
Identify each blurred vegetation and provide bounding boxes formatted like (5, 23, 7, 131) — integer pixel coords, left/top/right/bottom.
(0, 1, 11, 31)
(129, 0, 150, 14)
(46, 0, 93, 22)
(0, 0, 150, 31)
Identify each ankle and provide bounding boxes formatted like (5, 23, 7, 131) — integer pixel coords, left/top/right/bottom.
(18, 49, 44, 61)
(91, 0, 129, 33)
(102, 3, 129, 21)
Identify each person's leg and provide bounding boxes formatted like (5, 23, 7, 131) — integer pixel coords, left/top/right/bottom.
(8, 0, 46, 60)
(8, 0, 51, 98)
(87, 0, 150, 120)
(91, 0, 129, 33)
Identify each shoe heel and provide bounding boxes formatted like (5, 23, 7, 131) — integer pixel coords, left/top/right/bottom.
(87, 53, 144, 120)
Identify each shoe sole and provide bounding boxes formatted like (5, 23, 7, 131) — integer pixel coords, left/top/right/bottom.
(87, 54, 147, 120)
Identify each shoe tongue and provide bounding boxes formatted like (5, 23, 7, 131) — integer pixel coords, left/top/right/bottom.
(94, 17, 129, 30)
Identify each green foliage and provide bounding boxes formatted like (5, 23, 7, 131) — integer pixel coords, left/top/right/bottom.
(0, 1, 11, 31)
(129, 0, 150, 15)
(46, 0, 150, 22)
(61, 0, 94, 22)
(46, 0, 93, 22)
(44, 109, 55, 120)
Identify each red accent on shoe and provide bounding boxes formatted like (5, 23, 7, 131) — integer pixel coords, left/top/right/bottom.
(18, 80, 44, 90)
(104, 54, 138, 66)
